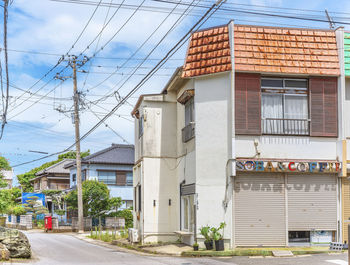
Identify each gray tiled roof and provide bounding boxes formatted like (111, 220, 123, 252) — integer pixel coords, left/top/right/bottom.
(35, 159, 74, 176)
(64, 144, 134, 168)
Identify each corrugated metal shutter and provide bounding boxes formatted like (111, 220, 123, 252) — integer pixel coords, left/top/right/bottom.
(287, 174, 337, 231)
(309, 77, 338, 137)
(342, 178, 350, 243)
(234, 174, 286, 246)
(235, 73, 261, 135)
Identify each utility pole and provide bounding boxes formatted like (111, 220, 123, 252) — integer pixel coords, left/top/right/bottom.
(72, 56, 84, 233)
(56, 54, 87, 233)
(325, 9, 336, 29)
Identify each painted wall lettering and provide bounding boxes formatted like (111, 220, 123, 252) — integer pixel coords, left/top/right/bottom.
(236, 160, 341, 173)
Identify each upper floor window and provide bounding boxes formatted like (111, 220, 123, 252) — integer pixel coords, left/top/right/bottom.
(72, 173, 76, 182)
(97, 170, 132, 186)
(261, 78, 309, 135)
(185, 98, 195, 126)
(139, 115, 144, 138)
(182, 97, 195, 142)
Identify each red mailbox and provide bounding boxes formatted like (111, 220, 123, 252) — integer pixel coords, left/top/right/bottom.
(44, 216, 52, 232)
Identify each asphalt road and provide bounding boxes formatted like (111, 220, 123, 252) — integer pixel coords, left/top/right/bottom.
(2, 232, 349, 265)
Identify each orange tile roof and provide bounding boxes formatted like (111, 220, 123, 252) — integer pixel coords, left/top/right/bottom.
(182, 25, 232, 78)
(182, 24, 340, 78)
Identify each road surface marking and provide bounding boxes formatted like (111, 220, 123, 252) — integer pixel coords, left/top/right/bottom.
(326, 259, 347, 265)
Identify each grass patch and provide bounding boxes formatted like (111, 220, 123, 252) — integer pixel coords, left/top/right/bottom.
(88, 227, 128, 243)
(182, 246, 335, 257)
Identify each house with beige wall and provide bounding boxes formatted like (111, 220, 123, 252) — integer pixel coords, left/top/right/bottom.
(132, 21, 350, 247)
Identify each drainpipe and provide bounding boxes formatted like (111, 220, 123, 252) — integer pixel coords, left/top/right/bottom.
(335, 26, 345, 243)
(227, 20, 235, 249)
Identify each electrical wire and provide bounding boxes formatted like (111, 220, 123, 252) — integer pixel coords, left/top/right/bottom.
(12, 0, 225, 168)
(89, 0, 198, 104)
(8, 0, 104, 117)
(81, 0, 114, 91)
(83, 0, 187, 92)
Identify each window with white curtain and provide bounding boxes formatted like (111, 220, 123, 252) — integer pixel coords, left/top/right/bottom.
(261, 78, 309, 135)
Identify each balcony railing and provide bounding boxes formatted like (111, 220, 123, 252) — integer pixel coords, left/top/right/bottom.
(48, 183, 70, 190)
(262, 118, 310, 135)
(182, 123, 195, 143)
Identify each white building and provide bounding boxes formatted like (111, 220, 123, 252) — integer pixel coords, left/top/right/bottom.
(132, 22, 350, 247)
(0, 169, 13, 189)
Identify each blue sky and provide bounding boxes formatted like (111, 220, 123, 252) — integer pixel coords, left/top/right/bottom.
(1, 0, 350, 182)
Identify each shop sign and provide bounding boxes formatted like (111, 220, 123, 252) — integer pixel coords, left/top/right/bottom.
(236, 160, 341, 173)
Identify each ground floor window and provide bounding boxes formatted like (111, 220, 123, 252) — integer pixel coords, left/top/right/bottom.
(124, 200, 133, 209)
(289, 231, 310, 243)
(181, 195, 194, 232)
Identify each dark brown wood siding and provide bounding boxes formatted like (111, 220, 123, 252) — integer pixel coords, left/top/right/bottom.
(309, 77, 338, 137)
(235, 73, 261, 135)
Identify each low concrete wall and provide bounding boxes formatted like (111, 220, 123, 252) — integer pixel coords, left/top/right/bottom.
(19, 215, 32, 230)
(105, 217, 125, 229)
(71, 217, 92, 231)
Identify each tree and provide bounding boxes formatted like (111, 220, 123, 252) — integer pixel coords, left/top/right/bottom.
(17, 150, 90, 192)
(0, 156, 11, 170)
(0, 156, 11, 188)
(7, 205, 26, 216)
(65, 180, 122, 218)
(0, 188, 21, 214)
(23, 196, 48, 225)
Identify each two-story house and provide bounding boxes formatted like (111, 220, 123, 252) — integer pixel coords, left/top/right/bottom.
(132, 22, 350, 247)
(64, 144, 134, 209)
(31, 159, 73, 219)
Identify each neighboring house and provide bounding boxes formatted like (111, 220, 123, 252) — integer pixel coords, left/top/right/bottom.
(64, 144, 134, 209)
(31, 159, 73, 221)
(0, 169, 13, 189)
(340, 31, 350, 243)
(132, 22, 350, 247)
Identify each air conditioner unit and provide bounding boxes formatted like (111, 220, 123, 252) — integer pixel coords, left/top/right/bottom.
(128, 228, 139, 243)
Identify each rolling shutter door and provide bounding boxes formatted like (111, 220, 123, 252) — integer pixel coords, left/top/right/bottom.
(342, 178, 350, 243)
(235, 174, 286, 246)
(287, 174, 337, 231)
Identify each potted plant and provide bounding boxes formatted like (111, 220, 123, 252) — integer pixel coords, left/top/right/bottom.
(211, 222, 226, 251)
(200, 226, 213, 250)
(193, 242, 199, 251)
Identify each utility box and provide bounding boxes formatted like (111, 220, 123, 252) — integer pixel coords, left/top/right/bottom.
(128, 228, 139, 243)
(45, 216, 52, 232)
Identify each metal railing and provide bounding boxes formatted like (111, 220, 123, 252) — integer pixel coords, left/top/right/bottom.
(182, 123, 195, 143)
(262, 118, 310, 135)
(48, 183, 70, 190)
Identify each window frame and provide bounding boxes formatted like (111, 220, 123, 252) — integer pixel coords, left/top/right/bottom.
(181, 195, 194, 232)
(138, 115, 144, 138)
(261, 77, 310, 136)
(185, 97, 195, 127)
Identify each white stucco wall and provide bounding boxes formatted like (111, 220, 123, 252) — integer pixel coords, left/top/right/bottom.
(236, 136, 338, 160)
(194, 72, 233, 246)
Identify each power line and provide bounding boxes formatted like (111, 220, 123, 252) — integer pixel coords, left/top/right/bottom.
(84, 0, 194, 94)
(12, 0, 225, 168)
(66, 0, 103, 55)
(7, 0, 104, 117)
(81, 0, 114, 91)
(89, 0, 198, 104)
(4, 48, 185, 60)
(152, 0, 350, 26)
(78, 0, 146, 65)
(83, 101, 130, 144)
